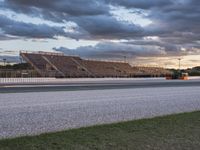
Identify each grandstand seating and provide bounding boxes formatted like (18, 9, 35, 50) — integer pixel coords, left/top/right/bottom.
(43, 55, 89, 77)
(20, 52, 171, 78)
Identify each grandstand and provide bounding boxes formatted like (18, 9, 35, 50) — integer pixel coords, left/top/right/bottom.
(20, 51, 171, 78)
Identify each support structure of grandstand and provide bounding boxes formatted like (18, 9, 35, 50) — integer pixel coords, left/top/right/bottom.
(20, 51, 171, 78)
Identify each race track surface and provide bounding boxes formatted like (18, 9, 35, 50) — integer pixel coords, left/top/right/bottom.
(0, 78, 200, 139)
(1, 78, 200, 93)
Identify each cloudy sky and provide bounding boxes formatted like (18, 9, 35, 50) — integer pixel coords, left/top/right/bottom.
(0, 0, 199, 68)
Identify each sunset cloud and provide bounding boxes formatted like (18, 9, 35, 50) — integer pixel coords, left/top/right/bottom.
(0, 0, 199, 67)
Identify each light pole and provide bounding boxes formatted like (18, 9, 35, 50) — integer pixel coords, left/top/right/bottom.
(124, 56, 127, 63)
(3, 58, 6, 66)
(178, 58, 181, 71)
(3, 58, 7, 78)
(19, 57, 23, 78)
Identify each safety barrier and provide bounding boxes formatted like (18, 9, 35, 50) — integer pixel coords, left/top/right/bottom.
(1, 77, 199, 86)
(0, 77, 166, 85)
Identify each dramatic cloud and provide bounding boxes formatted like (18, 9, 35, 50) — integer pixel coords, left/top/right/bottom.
(2, 0, 143, 39)
(4, 0, 109, 21)
(108, 0, 173, 9)
(0, 0, 199, 67)
(2, 0, 200, 41)
(53, 42, 166, 60)
(0, 15, 86, 39)
(71, 15, 143, 39)
(0, 32, 17, 40)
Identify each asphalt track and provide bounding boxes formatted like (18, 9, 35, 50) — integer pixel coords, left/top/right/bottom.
(1, 78, 200, 93)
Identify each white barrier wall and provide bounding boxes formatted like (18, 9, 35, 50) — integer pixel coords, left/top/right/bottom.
(0, 77, 199, 85)
(0, 77, 165, 85)
(0, 78, 56, 84)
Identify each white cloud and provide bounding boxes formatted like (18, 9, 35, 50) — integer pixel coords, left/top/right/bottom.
(110, 6, 152, 27)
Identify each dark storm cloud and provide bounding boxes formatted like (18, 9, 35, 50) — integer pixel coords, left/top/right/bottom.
(0, 0, 200, 58)
(107, 0, 173, 9)
(147, 1, 200, 33)
(3, 0, 199, 42)
(3, 0, 144, 39)
(126, 40, 181, 53)
(54, 38, 199, 60)
(0, 33, 18, 40)
(108, 0, 200, 44)
(53, 42, 166, 60)
(5, 0, 109, 17)
(0, 15, 71, 39)
(71, 15, 143, 39)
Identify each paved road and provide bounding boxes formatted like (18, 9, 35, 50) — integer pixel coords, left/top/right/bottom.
(0, 85, 200, 139)
(1, 79, 200, 93)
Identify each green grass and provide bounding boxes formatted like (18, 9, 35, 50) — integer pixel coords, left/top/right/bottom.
(1, 111, 200, 150)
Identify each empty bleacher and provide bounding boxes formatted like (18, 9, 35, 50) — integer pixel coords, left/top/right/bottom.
(21, 53, 57, 77)
(20, 52, 171, 78)
(43, 55, 90, 77)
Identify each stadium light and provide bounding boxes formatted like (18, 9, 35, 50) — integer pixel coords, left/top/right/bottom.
(3, 58, 6, 66)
